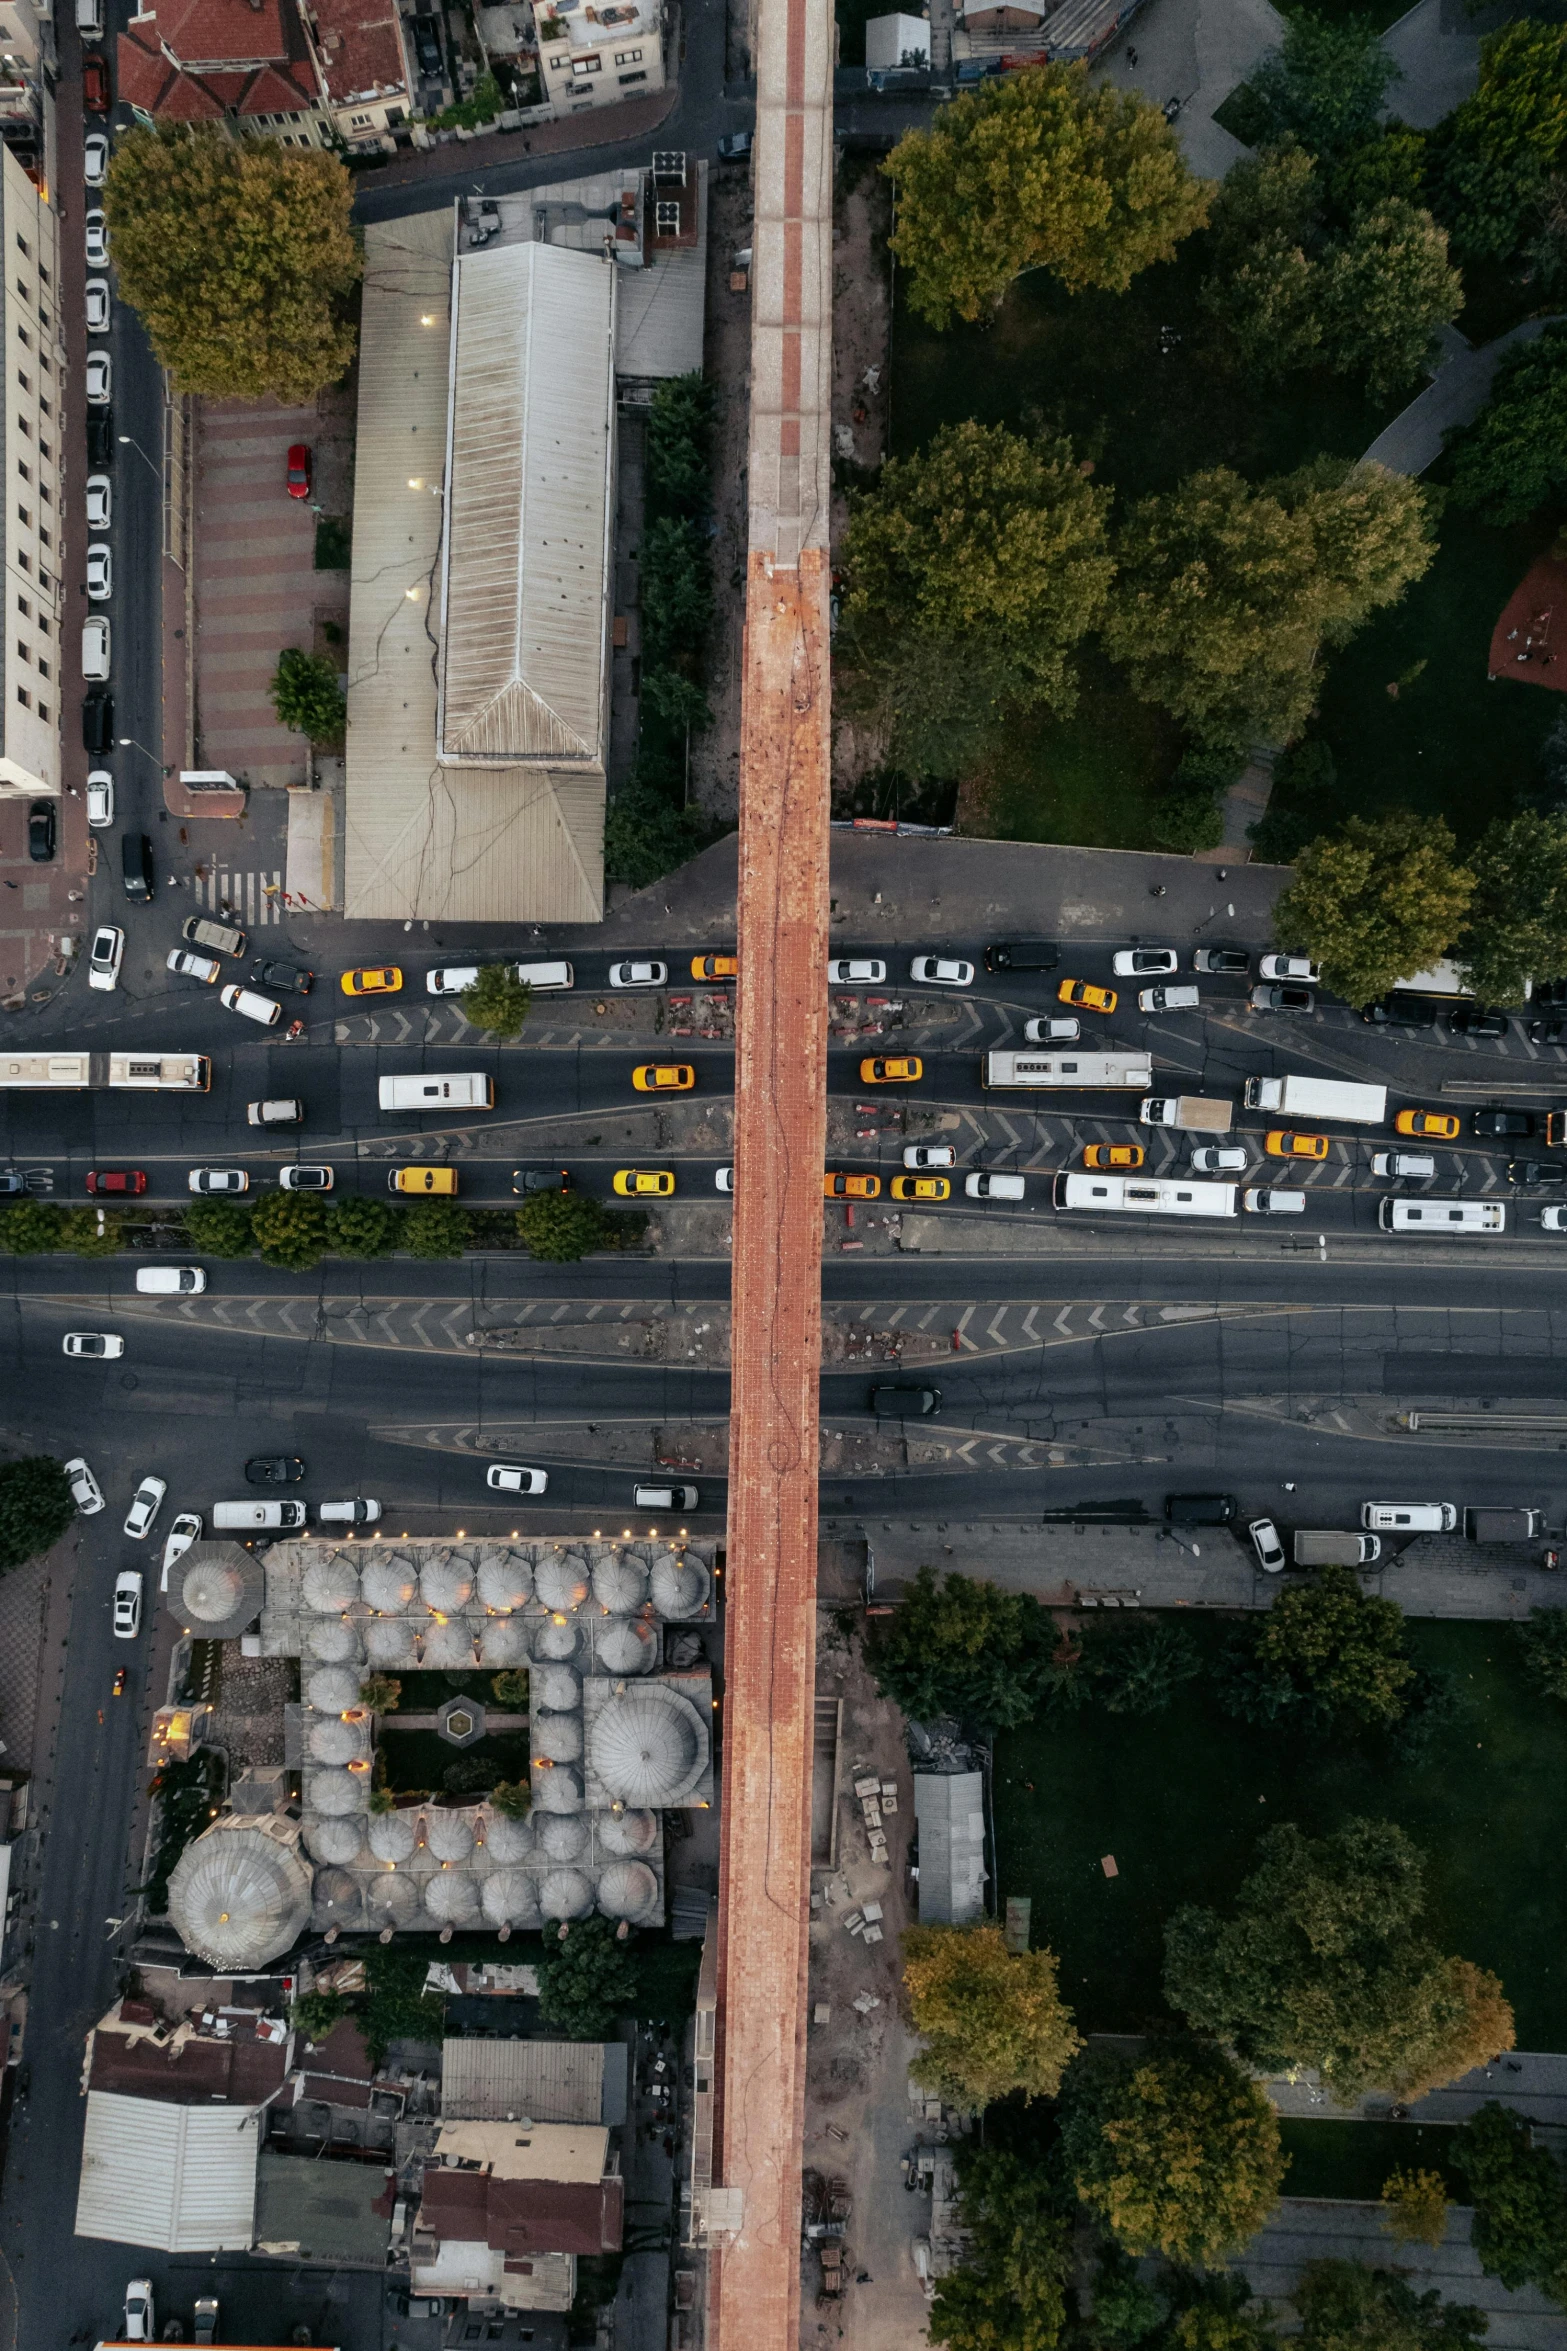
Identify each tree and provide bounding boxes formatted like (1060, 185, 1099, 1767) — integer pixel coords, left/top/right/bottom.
(905, 1923, 1080, 2111)
(1246, 12, 1401, 157)
(1075, 1614, 1201, 1714)
(1319, 201, 1462, 400)
(603, 782, 715, 889)
(883, 66, 1210, 329)
(1383, 2168, 1451, 2250)
(1059, 2041, 1285, 2264)
(640, 516, 712, 669)
(641, 669, 713, 732)
(1271, 813, 1474, 1006)
(358, 1675, 402, 1713)
(1296, 2261, 1487, 2351)
(104, 125, 359, 400)
(1103, 463, 1434, 748)
(326, 1195, 401, 1259)
(1431, 22, 1567, 261)
(1448, 327, 1567, 525)
(183, 1198, 254, 1258)
(401, 1200, 468, 1260)
(0, 1456, 75, 1571)
(1163, 1816, 1516, 2102)
(1515, 1607, 1567, 1701)
(536, 1914, 639, 2037)
(459, 965, 531, 1040)
(291, 1990, 347, 2045)
(864, 1565, 1049, 1728)
(490, 1778, 532, 1819)
(0, 1199, 61, 1253)
(646, 372, 713, 515)
(1329, 124, 1429, 218)
(60, 1206, 122, 1258)
(929, 2150, 1073, 2351)
(516, 1189, 614, 1262)
(270, 649, 347, 747)
(1454, 813, 1567, 1006)
(490, 1669, 530, 1707)
(1233, 1563, 1418, 1729)
(1200, 143, 1325, 382)
(249, 1191, 328, 1271)
(1453, 2104, 1567, 2296)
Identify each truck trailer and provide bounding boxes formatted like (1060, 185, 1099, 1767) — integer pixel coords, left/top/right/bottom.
(1140, 1095, 1234, 1133)
(1243, 1074, 1387, 1124)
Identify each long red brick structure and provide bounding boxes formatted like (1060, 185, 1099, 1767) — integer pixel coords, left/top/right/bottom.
(709, 0, 835, 2325)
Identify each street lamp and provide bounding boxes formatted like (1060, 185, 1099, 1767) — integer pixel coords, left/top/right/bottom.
(118, 735, 171, 775)
(117, 432, 161, 481)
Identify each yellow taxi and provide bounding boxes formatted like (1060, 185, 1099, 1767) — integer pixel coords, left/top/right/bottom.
(1083, 1143, 1145, 1171)
(389, 1165, 458, 1195)
(1264, 1129, 1330, 1160)
(632, 1063, 696, 1094)
(1059, 978, 1118, 1015)
(860, 1056, 922, 1084)
(824, 1172, 882, 1200)
(891, 1174, 951, 1203)
(1395, 1108, 1461, 1141)
(341, 966, 403, 997)
(614, 1169, 676, 1198)
(691, 954, 738, 981)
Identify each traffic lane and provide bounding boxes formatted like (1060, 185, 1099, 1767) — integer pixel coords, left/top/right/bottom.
(0, 1252, 734, 1303)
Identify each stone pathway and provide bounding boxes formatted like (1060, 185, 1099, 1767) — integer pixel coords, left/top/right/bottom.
(1363, 319, 1565, 478)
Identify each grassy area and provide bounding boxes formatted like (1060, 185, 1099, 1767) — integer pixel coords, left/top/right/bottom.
(994, 1618, 1567, 2047)
(1279, 2120, 1466, 2202)
(967, 666, 1183, 846)
(376, 1725, 533, 1793)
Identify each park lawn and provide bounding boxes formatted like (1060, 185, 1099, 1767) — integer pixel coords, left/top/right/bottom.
(994, 1617, 1567, 2047)
(1278, 2119, 1466, 2202)
(966, 665, 1183, 848)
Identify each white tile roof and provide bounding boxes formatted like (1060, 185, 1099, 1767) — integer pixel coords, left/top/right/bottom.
(75, 2092, 260, 2251)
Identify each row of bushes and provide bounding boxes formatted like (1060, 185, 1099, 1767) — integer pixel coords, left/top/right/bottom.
(0, 1189, 643, 1268)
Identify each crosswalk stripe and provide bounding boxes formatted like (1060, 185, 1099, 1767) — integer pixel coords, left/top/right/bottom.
(196, 868, 283, 925)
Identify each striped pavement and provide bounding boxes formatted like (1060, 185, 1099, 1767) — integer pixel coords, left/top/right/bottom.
(191, 865, 284, 928)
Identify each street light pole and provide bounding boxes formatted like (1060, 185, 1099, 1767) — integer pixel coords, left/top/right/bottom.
(118, 734, 170, 774)
(117, 432, 161, 483)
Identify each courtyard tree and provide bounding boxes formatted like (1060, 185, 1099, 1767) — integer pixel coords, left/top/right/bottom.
(325, 1195, 402, 1259)
(864, 1564, 1049, 1727)
(358, 1676, 402, 1713)
(1297, 2261, 1487, 2351)
(929, 2149, 1073, 2351)
(459, 965, 532, 1040)
(1319, 201, 1462, 399)
(603, 782, 716, 889)
(537, 1914, 639, 2038)
(1453, 2104, 1567, 2295)
(1070, 1614, 1202, 1715)
(1271, 813, 1474, 1007)
(104, 125, 360, 401)
(1226, 1562, 1418, 1728)
(270, 649, 347, 747)
(490, 1779, 532, 1819)
(645, 372, 714, 515)
(1456, 813, 1567, 1005)
(1059, 2040, 1285, 2265)
(1245, 12, 1401, 157)
(883, 66, 1210, 329)
(1515, 1606, 1567, 1701)
(1383, 2168, 1451, 2250)
(183, 1198, 254, 1258)
(250, 1191, 328, 1271)
(0, 1456, 75, 1572)
(1163, 1816, 1516, 2102)
(516, 1189, 615, 1262)
(1448, 327, 1567, 522)
(490, 1670, 530, 1708)
(904, 1922, 1081, 2111)
(639, 516, 712, 670)
(290, 1990, 347, 2045)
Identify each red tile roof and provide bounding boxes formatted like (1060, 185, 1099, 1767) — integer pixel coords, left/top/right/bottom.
(156, 67, 229, 114)
(90, 2028, 289, 2107)
(154, 0, 290, 66)
(310, 0, 407, 100)
(237, 57, 315, 105)
(119, 0, 321, 118)
(116, 25, 177, 106)
(419, 2169, 623, 2258)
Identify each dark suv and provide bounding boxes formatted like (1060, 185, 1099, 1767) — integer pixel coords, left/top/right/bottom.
(870, 1384, 942, 1417)
(82, 689, 113, 753)
(1362, 994, 1431, 1029)
(1473, 1107, 1536, 1139)
(1448, 1005, 1508, 1039)
(1165, 1492, 1237, 1525)
(26, 801, 54, 861)
(983, 941, 1060, 974)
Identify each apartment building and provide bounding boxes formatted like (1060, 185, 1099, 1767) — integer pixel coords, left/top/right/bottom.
(533, 0, 664, 118)
(0, 143, 62, 800)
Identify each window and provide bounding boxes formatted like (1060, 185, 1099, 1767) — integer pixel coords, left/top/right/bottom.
(15, 325, 28, 348)
(38, 395, 48, 417)
(37, 700, 47, 721)
(549, 51, 564, 63)
(13, 279, 26, 301)
(618, 66, 645, 79)
(14, 370, 25, 392)
(15, 414, 27, 436)
(12, 234, 24, 257)
(38, 439, 48, 461)
(14, 461, 26, 483)
(37, 525, 47, 548)
(17, 549, 28, 574)
(614, 45, 641, 60)
(14, 504, 27, 526)
(14, 685, 27, 709)
(571, 52, 601, 70)
(37, 310, 48, 332)
(15, 638, 27, 662)
(37, 263, 47, 287)
(350, 110, 371, 124)
(35, 656, 46, 680)
(15, 596, 27, 618)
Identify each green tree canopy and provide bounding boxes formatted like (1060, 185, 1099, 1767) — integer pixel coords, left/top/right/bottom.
(459, 965, 532, 1040)
(603, 783, 717, 889)
(270, 649, 347, 747)
(183, 1198, 254, 1258)
(1382, 2168, 1451, 2250)
(1449, 327, 1567, 524)
(929, 2149, 1073, 2351)
(1455, 813, 1567, 1005)
(1296, 2259, 1487, 2351)
(864, 1564, 1049, 1727)
(1057, 1614, 1202, 1716)
(646, 372, 714, 515)
(904, 1923, 1082, 2111)
(104, 125, 360, 400)
(1059, 2041, 1286, 2264)
(1514, 1607, 1567, 1702)
(1453, 2104, 1567, 2296)
(0, 1456, 75, 1571)
(325, 1195, 401, 1259)
(0, 1199, 61, 1253)
(884, 65, 1210, 328)
(536, 1915, 639, 2038)
(1319, 200, 1462, 400)
(250, 1191, 328, 1271)
(1200, 143, 1325, 381)
(358, 1675, 402, 1713)
(1246, 12, 1401, 157)
(1164, 1816, 1516, 2101)
(1236, 1563, 1418, 1728)
(640, 516, 713, 669)
(516, 1189, 614, 1262)
(1272, 812, 1474, 1005)
(291, 1990, 347, 2045)
(401, 1199, 468, 1260)
(60, 1206, 122, 1258)
(1431, 21, 1567, 260)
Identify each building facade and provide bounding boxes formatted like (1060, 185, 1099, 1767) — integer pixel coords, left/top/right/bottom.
(533, 0, 664, 118)
(0, 144, 63, 800)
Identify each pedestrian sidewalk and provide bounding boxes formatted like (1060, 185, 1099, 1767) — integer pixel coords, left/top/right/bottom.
(1269, 2051, 1567, 2128)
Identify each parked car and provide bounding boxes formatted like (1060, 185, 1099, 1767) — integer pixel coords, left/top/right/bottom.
(85, 277, 110, 333)
(1473, 1107, 1536, 1139)
(27, 800, 54, 861)
(903, 1144, 956, 1169)
(86, 408, 113, 467)
(909, 955, 975, 987)
(1448, 1005, 1508, 1038)
(134, 1266, 205, 1293)
(1528, 1015, 1567, 1046)
(1023, 1016, 1080, 1043)
(167, 948, 221, 986)
(113, 1569, 143, 1638)
(84, 209, 109, 267)
(827, 957, 887, 984)
(85, 348, 111, 405)
(88, 924, 123, 992)
(246, 1455, 305, 1485)
(717, 129, 753, 159)
(1165, 1492, 1236, 1524)
(426, 966, 479, 995)
(123, 1476, 166, 1540)
(317, 1498, 382, 1525)
(123, 2282, 155, 2342)
(83, 128, 109, 184)
(608, 960, 668, 989)
(220, 984, 281, 1026)
(1190, 1144, 1248, 1172)
(1248, 1517, 1286, 1572)
(964, 1171, 1026, 1200)
(81, 614, 110, 678)
(285, 443, 312, 499)
(82, 52, 109, 107)
(1112, 947, 1178, 977)
(188, 1169, 249, 1195)
(984, 941, 1059, 974)
(85, 770, 113, 826)
(1258, 953, 1319, 982)
(278, 1164, 333, 1192)
(1250, 983, 1315, 1013)
(486, 1463, 548, 1493)
(63, 1331, 123, 1359)
(1362, 994, 1430, 1029)
(633, 1482, 699, 1510)
(82, 689, 113, 752)
(65, 1456, 105, 1515)
(161, 1513, 202, 1580)
(1192, 947, 1249, 975)
(86, 1169, 145, 1195)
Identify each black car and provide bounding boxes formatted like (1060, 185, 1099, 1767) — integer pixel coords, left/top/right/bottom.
(870, 1383, 942, 1417)
(1533, 978, 1567, 1010)
(1508, 1159, 1567, 1186)
(1473, 1107, 1536, 1139)
(1165, 1492, 1237, 1524)
(1447, 1005, 1508, 1039)
(1192, 947, 1250, 976)
(1252, 983, 1314, 1013)
(26, 800, 54, 862)
(121, 832, 153, 902)
(716, 130, 753, 160)
(245, 1454, 306, 1485)
(82, 689, 113, 753)
(512, 1167, 571, 1195)
(983, 940, 1060, 974)
(251, 959, 313, 996)
(86, 407, 113, 467)
(411, 15, 442, 71)
(1529, 1015, 1567, 1046)
(1363, 994, 1431, 1029)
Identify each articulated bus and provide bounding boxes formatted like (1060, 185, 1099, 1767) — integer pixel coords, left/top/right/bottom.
(0, 1051, 212, 1091)
(1053, 1171, 1239, 1219)
(984, 1050, 1154, 1091)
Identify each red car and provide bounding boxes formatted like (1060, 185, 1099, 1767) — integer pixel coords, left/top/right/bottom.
(82, 55, 110, 110)
(286, 444, 312, 500)
(86, 1170, 146, 1196)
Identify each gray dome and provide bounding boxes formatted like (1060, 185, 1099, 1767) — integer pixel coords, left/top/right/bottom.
(537, 1812, 588, 1862)
(482, 1812, 534, 1860)
(481, 1868, 542, 1927)
(362, 1554, 418, 1612)
(306, 1767, 366, 1817)
(588, 1687, 708, 1806)
(650, 1552, 710, 1619)
(593, 1553, 649, 1613)
(478, 1616, 529, 1667)
(478, 1549, 533, 1611)
(302, 1554, 359, 1612)
(302, 1812, 365, 1865)
(532, 1764, 582, 1813)
(532, 1664, 581, 1714)
(423, 1871, 481, 1925)
(596, 1618, 658, 1676)
(367, 1809, 417, 1863)
(540, 1867, 594, 1920)
(534, 1617, 580, 1662)
(364, 1871, 420, 1924)
(533, 1711, 582, 1764)
(312, 1867, 364, 1929)
(597, 1860, 660, 1921)
(421, 1556, 474, 1613)
(364, 1618, 420, 1668)
(420, 1619, 478, 1670)
(182, 1558, 246, 1624)
(306, 1617, 362, 1664)
(597, 1806, 659, 1856)
(306, 1715, 366, 1767)
(306, 1665, 362, 1714)
(167, 1819, 313, 1970)
(426, 1809, 475, 1862)
(536, 1553, 590, 1613)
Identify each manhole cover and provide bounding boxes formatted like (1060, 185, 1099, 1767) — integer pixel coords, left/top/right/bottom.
(120, 1374, 138, 1390)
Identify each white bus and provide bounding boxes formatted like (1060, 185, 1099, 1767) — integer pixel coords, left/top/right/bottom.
(378, 1072, 494, 1111)
(0, 1050, 211, 1091)
(985, 1050, 1153, 1091)
(1053, 1170, 1239, 1218)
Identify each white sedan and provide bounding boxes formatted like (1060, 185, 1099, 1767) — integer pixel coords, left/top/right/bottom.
(1112, 947, 1179, 977)
(161, 1512, 202, 1586)
(63, 1331, 124, 1359)
(188, 1169, 249, 1195)
(426, 966, 479, 995)
(86, 770, 114, 827)
(486, 1463, 549, 1494)
(1249, 1517, 1287, 1573)
(909, 956, 974, 988)
(86, 473, 112, 530)
(87, 544, 112, 601)
(85, 277, 110, 334)
(1023, 1016, 1080, 1043)
(903, 1143, 956, 1169)
(279, 1165, 333, 1191)
(65, 1456, 105, 1515)
(1259, 952, 1320, 982)
(715, 1167, 735, 1193)
(123, 1476, 167, 1540)
(608, 960, 668, 990)
(84, 130, 109, 185)
(1190, 1145, 1249, 1173)
(113, 1571, 144, 1640)
(828, 958, 887, 986)
(168, 948, 220, 986)
(85, 349, 111, 404)
(84, 208, 109, 266)
(88, 924, 124, 993)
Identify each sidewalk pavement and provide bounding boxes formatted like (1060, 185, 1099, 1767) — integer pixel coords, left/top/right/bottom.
(1380, 0, 1483, 130)
(1363, 318, 1565, 478)
(1269, 2051, 1567, 2129)
(1089, 0, 1285, 181)
(1232, 2202, 1566, 2351)
(356, 83, 677, 198)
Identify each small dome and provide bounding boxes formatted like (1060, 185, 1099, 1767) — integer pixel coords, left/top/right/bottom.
(423, 1871, 480, 1925)
(364, 1871, 420, 1925)
(302, 1554, 359, 1612)
(596, 1807, 659, 1856)
(306, 1767, 366, 1817)
(302, 1813, 365, 1865)
(482, 1811, 534, 1860)
(534, 1617, 580, 1663)
(362, 1554, 418, 1613)
(306, 1716, 365, 1767)
(364, 1618, 420, 1668)
(533, 1711, 582, 1764)
(419, 1619, 478, 1670)
(306, 1617, 362, 1664)
(477, 1616, 529, 1667)
(426, 1809, 475, 1862)
(532, 1663, 581, 1714)
(478, 1549, 533, 1611)
(596, 1618, 658, 1676)
(540, 1866, 594, 1920)
(536, 1554, 590, 1614)
(597, 1860, 660, 1921)
(650, 1551, 710, 1620)
(421, 1556, 474, 1613)
(368, 1810, 417, 1863)
(537, 1813, 588, 1862)
(182, 1559, 245, 1624)
(532, 1764, 582, 1813)
(306, 1665, 362, 1714)
(481, 1868, 542, 1928)
(313, 1867, 364, 1928)
(593, 1553, 649, 1613)
(166, 1820, 313, 1971)
(588, 1686, 708, 1806)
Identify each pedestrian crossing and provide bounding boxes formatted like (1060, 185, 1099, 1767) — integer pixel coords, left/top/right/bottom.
(192, 867, 283, 927)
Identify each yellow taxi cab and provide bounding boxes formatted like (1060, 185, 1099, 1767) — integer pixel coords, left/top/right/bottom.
(891, 1174, 951, 1203)
(1395, 1108, 1461, 1141)
(690, 954, 738, 981)
(632, 1063, 696, 1093)
(389, 1165, 458, 1195)
(614, 1168, 676, 1197)
(341, 966, 403, 997)
(1264, 1129, 1330, 1160)
(1083, 1143, 1145, 1171)
(1059, 978, 1118, 1015)
(860, 1056, 922, 1084)
(824, 1172, 882, 1200)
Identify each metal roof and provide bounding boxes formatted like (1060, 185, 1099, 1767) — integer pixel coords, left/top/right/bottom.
(441, 2037, 620, 2124)
(75, 2091, 259, 2251)
(912, 1772, 987, 1925)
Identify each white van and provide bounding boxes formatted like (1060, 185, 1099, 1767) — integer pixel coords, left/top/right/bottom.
(212, 1499, 307, 1531)
(378, 1073, 494, 1111)
(965, 1172, 1026, 1201)
(1362, 1503, 1458, 1532)
(135, 1266, 206, 1294)
(75, 0, 103, 33)
(317, 1498, 382, 1525)
(514, 960, 573, 992)
(220, 984, 281, 1028)
(1380, 1198, 1506, 1233)
(1243, 1188, 1306, 1215)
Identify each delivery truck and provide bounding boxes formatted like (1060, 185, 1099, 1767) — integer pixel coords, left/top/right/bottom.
(1140, 1095, 1234, 1134)
(1464, 1506, 1544, 1542)
(1243, 1074, 1387, 1124)
(1292, 1530, 1382, 1566)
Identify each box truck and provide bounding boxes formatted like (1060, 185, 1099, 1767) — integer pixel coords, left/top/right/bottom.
(1243, 1074, 1387, 1124)
(1292, 1530, 1382, 1566)
(1140, 1095, 1234, 1134)
(1464, 1506, 1544, 1542)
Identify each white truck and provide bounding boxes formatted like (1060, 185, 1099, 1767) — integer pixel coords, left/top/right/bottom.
(1243, 1073, 1387, 1124)
(1140, 1095, 1233, 1134)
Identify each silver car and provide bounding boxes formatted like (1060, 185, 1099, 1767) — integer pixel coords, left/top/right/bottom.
(1249, 1516, 1286, 1573)
(828, 958, 887, 985)
(87, 543, 112, 600)
(65, 1456, 105, 1514)
(608, 960, 668, 990)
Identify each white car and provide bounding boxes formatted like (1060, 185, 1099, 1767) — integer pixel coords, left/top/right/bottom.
(279, 1165, 333, 1191)
(1190, 1144, 1248, 1173)
(161, 1512, 202, 1585)
(909, 956, 974, 988)
(188, 1169, 248, 1195)
(63, 1331, 124, 1359)
(220, 984, 282, 1026)
(1112, 948, 1180, 977)
(634, 1482, 699, 1510)
(86, 770, 114, 827)
(85, 347, 111, 404)
(113, 1571, 144, 1640)
(715, 1166, 735, 1193)
(1361, 1502, 1457, 1532)
(84, 208, 109, 267)
(903, 1143, 956, 1169)
(1372, 1150, 1435, 1180)
(88, 924, 124, 992)
(84, 130, 109, 184)
(317, 1498, 382, 1525)
(1248, 1516, 1286, 1573)
(85, 277, 110, 334)
(87, 543, 112, 601)
(82, 613, 110, 678)
(486, 1463, 548, 1494)
(608, 960, 668, 990)
(1259, 953, 1320, 982)
(123, 2281, 155, 2342)
(426, 966, 479, 995)
(123, 1475, 167, 1540)
(168, 947, 220, 985)
(134, 1266, 206, 1294)
(1023, 1016, 1080, 1043)
(828, 958, 887, 986)
(965, 1171, 1025, 1200)
(1544, 1204, 1567, 1232)
(85, 473, 112, 530)
(1139, 983, 1201, 1013)
(65, 1456, 105, 1515)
